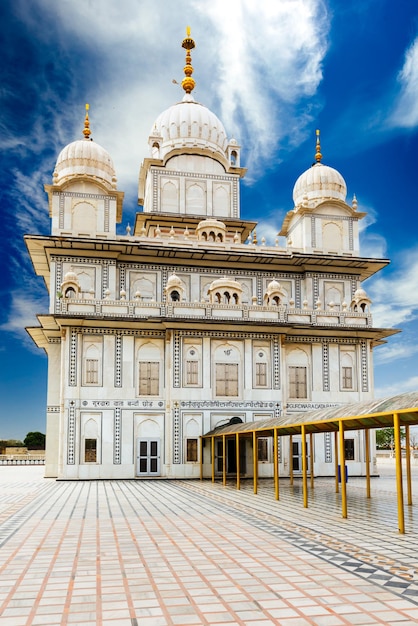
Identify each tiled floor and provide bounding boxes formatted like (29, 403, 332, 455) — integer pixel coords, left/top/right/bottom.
(1, 463, 418, 625)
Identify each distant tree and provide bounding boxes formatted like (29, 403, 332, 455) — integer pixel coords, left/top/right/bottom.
(0, 439, 24, 452)
(376, 427, 405, 450)
(23, 432, 46, 450)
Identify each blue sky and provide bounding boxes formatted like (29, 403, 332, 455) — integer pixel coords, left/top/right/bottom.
(1, 0, 418, 440)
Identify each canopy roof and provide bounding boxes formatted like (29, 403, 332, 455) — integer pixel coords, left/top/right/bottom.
(203, 391, 418, 437)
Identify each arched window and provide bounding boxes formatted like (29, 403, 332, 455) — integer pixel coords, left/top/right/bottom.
(170, 290, 180, 302)
(224, 291, 230, 304)
(65, 287, 76, 299)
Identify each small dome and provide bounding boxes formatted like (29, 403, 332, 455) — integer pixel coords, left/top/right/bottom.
(150, 93, 228, 161)
(266, 279, 282, 293)
(166, 272, 183, 289)
(197, 218, 226, 229)
(62, 270, 78, 284)
(209, 276, 242, 291)
(293, 162, 347, 206)
(53, 138, 117, 190)
(354, 288, 368, 299)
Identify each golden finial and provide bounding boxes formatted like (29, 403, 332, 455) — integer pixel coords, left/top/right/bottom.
(181, 26, 196, 94)
(83, 103, 91, 139)
(315, 129, 322, 163)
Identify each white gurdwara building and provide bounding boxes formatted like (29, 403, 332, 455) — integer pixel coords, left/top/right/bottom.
(26, 30, 395, 480)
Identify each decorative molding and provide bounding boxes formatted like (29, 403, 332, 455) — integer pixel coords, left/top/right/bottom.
(67, 403, 76, 465)
(232, 178, 239, 218)
(178, 330, 278, 340)
(59, 194, 65, 229)
(295, 277, 302, 308)
(53, 191, 116, 200)
(173, 332, 181, 388)
(69, 329, 77, 386)
(71, 327, 165, 338)
(173, 406, 180, 463)
(313, 274, 319, 303)
(348, 218, 354, 251)
(256, 275, 262, 305)
(47, 406, 60, 413)
(284, 336, 362, 345)
(113, 408, 121, 464)
(322, 342, 330, 392)
(102, 261, 109, 298)
(324, 432, 332, 463)
(56, 260, 63, 313)
(115, 335, 122, 387)
(119, 264, 126, 292)
(104, 196, 110, 232)
(361, 340, 368, 392)
(351, 278, 357, 298)
(311, 215, 316, 248)
(273, 336, 280, 390)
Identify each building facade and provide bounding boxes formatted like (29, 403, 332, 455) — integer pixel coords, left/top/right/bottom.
(26, 31, 395, 480)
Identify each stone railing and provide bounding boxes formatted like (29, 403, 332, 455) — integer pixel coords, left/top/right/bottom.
(0, 455, 45, 465)
(58, 299, 372, 327)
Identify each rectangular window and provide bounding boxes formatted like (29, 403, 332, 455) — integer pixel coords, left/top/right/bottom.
(216, 363, 238, 396)
(342, 366, 353, 390)
(344, 438, 355, 461)
(186, 360, 198, 386)
(258, 437, 269, 462)
(84, 438, 97, 463)
(255, 362, 267, 387)
(289, 366, 307, 399)
(85, 359, 99, 384)
(186, 438, 198, 462)
(139, 361, 159, 395)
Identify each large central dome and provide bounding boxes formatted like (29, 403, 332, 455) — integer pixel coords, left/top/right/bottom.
(151, 92, 228, 161)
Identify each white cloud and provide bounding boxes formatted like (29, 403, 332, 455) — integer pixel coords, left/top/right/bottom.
(0, 291, 48, 350)
(390, 35, 418, 128)
(375, 375, 418, 398)
(194, 0, 329, 173)
(367, 247, 418, 328)
(14, 0, 330, 188)
(374, 341, 418, 365)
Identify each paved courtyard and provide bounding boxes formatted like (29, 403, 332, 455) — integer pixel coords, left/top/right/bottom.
(1, 463, 418, 625)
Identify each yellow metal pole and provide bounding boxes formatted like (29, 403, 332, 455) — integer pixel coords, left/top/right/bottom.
(273, 428, 279, 500)
(334, 430, 339, 493)
(394, 412, 405, 533)
(338, 420, 347, 519)
(365, 429, 371, 499)
(310, 432, 314, 490)
(289, 435, 294, 485)
(211, 436, 215, 483)
(301, 425, 308, 508)
(405, 425, 412, 506)
(200, 437, 203, 481)
(236, 432, 240, 490)
(222, 434, 226, 487)
(253, 430, 258, 494)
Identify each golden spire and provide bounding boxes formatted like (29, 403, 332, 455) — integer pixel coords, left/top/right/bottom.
(315, 129, 322, 163)
(181, 26, 196, 94)
(82, 103, 91, 139)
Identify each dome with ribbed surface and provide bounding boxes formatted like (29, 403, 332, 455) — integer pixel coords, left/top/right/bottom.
(151, 93, 228, 161)
(293, 162, 347, 207)
(53, 138, 117, 190)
